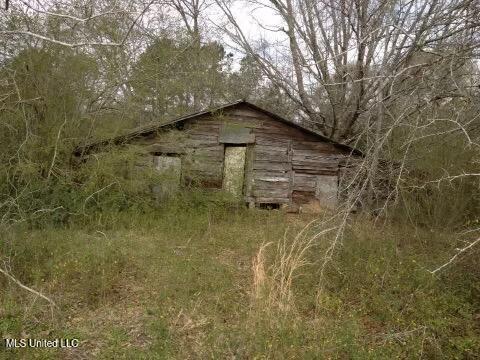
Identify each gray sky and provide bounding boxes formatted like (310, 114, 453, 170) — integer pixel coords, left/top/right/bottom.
(205, 0, 287, 66)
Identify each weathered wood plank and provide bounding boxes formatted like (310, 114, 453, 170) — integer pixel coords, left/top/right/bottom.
(255, 136, 292, 147)
(292, 190, 316, 204)
(253, 180, 290, 190)
(219, 124, 255, 144)
(252, 161, 290, 172)
(255, 144, 288, 154)
(292, 153, 345, 162)
(293, 173, 317, 191)
(216, 115, 265, 129)
(227, 107, 268, 118)
(253, 170, 289, 179)
(287, 140, 293, 202)
(255, 197, 291, 204)
(292, 141, 344, 153)
(254, 127, 312, 140)
(292, 162, 339, 171)
(253, 189, 290, 198)
(255, 152, 289, 162)
(223, 117, 265, 128)
(183, 156, 223, 175)
(244, 144, 255, 198)
(254, 175, 289, 182)
(292, 148, 344, 156)
(292, 169, 338, 175)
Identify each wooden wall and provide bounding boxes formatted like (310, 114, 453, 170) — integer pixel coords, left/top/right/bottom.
(133, 103, 354, 207)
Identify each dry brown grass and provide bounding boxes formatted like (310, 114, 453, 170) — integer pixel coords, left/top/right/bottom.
(251, 218, 338, 313)
(252, 242, 272, 302)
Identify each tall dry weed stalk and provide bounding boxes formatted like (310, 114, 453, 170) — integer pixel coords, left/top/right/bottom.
(252, 242, 271, 302)
(251, 219, 337, 313)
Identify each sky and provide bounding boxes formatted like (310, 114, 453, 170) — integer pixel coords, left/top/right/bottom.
(204, 0, 287, 66)
(2, 0, 290, 70)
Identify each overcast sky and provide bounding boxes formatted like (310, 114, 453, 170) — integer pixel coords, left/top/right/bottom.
(205, 0, 287, 65)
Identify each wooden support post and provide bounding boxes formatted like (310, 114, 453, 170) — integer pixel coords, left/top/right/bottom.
(287, 140, 293, 205)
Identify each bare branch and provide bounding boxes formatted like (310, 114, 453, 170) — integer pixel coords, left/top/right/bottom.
(429, 235, 480, 274)
(0, 266, 58, 308)
(0, 30, 124, 48)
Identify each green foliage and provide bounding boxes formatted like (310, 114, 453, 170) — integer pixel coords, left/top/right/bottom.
(0, 33, 256, 232)
(229, 55, 298, 120)
(0, 143, 166, 227)
(0, 46, 97, 153)
(1, 210, 479, 358)
(0, 7, 479, 359)
(129, 36, 231, 119)
(77, 146, 160, 211)
(390, 129, 480, 230)
(2, 229, 133, 307)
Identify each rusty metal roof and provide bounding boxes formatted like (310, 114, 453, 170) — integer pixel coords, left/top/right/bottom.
(74, 100, 362, 157)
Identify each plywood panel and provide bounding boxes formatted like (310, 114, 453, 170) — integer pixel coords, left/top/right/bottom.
(223, 146, 247, 197)
(219, 124, 255, 144)
(316, 175, 338, 208)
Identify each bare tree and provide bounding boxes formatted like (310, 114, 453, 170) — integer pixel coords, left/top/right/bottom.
(167, 0, 216, 109)
(214, 0, 480, 290)
(216, 0, 480, 142)
(0, 0, 156, 49)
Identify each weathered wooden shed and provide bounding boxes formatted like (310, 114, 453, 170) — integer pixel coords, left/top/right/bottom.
(76, 100, 362, 209)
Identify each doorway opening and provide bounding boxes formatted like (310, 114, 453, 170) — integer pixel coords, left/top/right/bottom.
(222, 145, 247, 198)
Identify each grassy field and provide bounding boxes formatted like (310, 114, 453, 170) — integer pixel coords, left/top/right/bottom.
(1, 196, 479, 359)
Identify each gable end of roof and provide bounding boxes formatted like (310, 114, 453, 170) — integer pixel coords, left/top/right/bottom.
(74, 100, 363, 157)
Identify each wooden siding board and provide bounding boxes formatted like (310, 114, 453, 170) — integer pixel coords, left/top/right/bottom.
(291, 145, 342, 176)
(254, 174, 290, 181)
(255, 144, 288, 154)
(224, 105, 321, 143)
(190, 146, 224, 160)
(293, 173, 317, 191)
(249, 139, 292, 204)
(292, 190, 316, 205)
(254, 180, 290, 190)
(244, 144, 255, 199)
(255, 152, 289, 162)
(287, 140, 293, 203)
(255, 197, 291, 204)
(252, 170, 290, 179)
(252, 189, 290, 198)
(252, 161, 290, 171)
(255, 136, 292, 147)
(128, 103, 353, 203)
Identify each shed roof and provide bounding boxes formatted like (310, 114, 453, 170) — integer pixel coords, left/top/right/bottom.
(74, 100, 362, 156)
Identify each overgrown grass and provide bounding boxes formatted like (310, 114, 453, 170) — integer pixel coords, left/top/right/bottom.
(1, 194, 479, 359)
